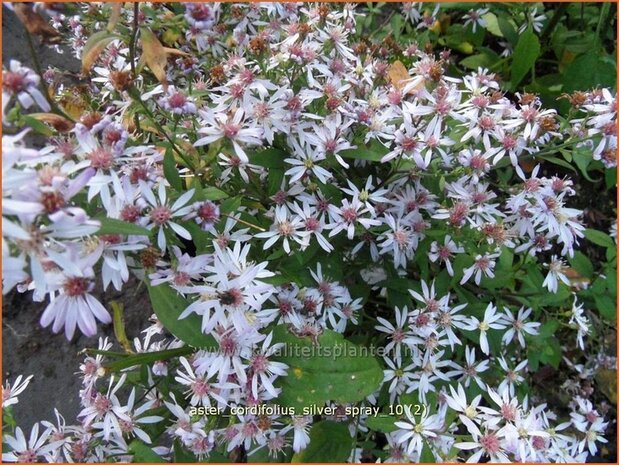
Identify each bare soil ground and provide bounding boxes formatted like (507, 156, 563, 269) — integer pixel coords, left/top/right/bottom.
(2, 5, 150, 430)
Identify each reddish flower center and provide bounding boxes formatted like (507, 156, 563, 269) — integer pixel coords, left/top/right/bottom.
(94, 393, 112, 415)
(341, 207, 358, 223)
(150, 205, 172, 225)
(480, 432, 500, 454)
(63, 277, 89, 297)
(120, 205, 140, 223)
(218, 288, 243, 307)
(222, 123, 240, 138)
(168, 92, 187, 108)
(89, 148, 114, 170)
(3, 71, 26, 93)
(305, 217, 320, 231)
(191, 4, 211, 20)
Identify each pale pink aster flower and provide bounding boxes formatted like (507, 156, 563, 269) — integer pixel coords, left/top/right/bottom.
(78, 375, 131, 441)
(501, 306, 540, 348)
(40, 245, 112, 339)
(542, 255, 570, 293)
(195, 108, 263, 162)
(140, 181, 194, 251)
(428, 235, 464, 276)
(1, 424, 60, 463)
(330, 196, 381, 240)
(2, 60, 51, 117)
(463, 303, 507, 355)
(255, 205, 310, 254)
(460, 251, 500, 285)
(394, 407, 442, 456)
(2, 374, 33, 408)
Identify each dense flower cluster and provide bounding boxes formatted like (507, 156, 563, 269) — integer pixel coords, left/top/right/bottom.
(2, 2, 616, 463)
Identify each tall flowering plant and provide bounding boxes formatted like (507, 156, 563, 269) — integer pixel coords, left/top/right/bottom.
(2, 2, 617, 463)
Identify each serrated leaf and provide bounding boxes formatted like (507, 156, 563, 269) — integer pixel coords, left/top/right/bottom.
(271, 326, 383, 410)
(291, 421, 352, 463)
(82, 31, 119, 74)
(146, 282, 216, 348)
(95, 217, 151, 237)
(511, 28, 540, 89)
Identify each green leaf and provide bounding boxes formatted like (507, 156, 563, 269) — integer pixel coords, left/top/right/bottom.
(172, 440, 198, 462)
(538, 319, 560, 338)
(571, 147, 595, 182)
(129, 440, 164, 463)
(482, 12, 502, 37)
(568, 251, 594, 279)
(272, 326, 383, 410)
(163, 149, 183, 191)
(460, 52, 497, 70)
(267, 168, 285, 197)
(95, 217, 152, 237)
(146, 282, 216, 348)
(420, 442, 436, 463)
(22, 115, 54, 136)
(339, 140, 389, 162)
(563, 52, 617, 92)
(104, 346, 193, 372)
(497, 15, 518, 45)
(195, 186, 229, 201)
(539, 336, 562, 368)
(365, 414, 398, 433)
(511, 28, 540, 89)
(539, 155, 578, 173)
(291, 421, 352, 463)
(250, 148, 288, 168)
(595, 294, 616, 321)
(219, 196, 242, 215)
(584, 229, 615, 248)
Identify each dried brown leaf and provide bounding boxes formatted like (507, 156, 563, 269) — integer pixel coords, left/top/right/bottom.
(29, 113, 75, 132)
(13, 3, 61, 44)
(107, 3, 123, 32)
(81, 31, 118, 74)
(140, 27, 168, 88)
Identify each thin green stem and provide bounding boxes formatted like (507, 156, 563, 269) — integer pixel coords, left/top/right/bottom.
(540, 4, 568, 43)
(594, 2, 612, 47)
(130, 2, 142, 132)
